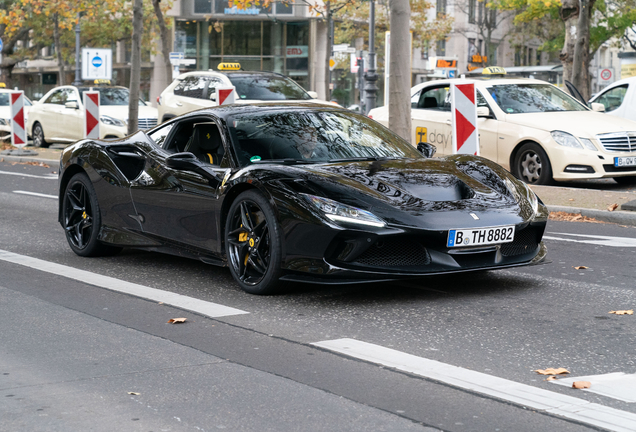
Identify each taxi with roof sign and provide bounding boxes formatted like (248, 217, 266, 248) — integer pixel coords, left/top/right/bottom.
(368, 66, 636, 185)
(157, 62, 337, 123)
(0, 83, 34, 142)
(26, 81, 158, 148)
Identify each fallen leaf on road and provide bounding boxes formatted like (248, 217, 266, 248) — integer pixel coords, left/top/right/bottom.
(608, 203, 619, 212)
(572, 381, 591, 389)
(546, 376, 558, 381)
(534, 368, 570, 375)
(127, 391, 140, 395)
(609, 310, 634, 315)
(549, 212, 604, 224)
(574, 266, 588, 270)
(568, 198, 575, 201)
(167, 317, 187, 324)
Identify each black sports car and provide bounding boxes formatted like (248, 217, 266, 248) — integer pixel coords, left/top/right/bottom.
(58, 103, 548, 294)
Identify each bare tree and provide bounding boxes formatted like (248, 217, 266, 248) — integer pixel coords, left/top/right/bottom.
(152, 0, 172, 87)
(128, 0, 143, 134)
(388, 0, 411, 141)
(53, 14, 66, 86)
(571, 0, 594, 100)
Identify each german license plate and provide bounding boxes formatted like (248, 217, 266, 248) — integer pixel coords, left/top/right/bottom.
(615, 156, 636, 167)
(447, 226, 515, 248)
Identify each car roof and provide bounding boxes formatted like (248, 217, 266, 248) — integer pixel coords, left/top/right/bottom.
(411, 77, 553, 94)
(174, 101, 348, 121)
(176, 70, 291, 80)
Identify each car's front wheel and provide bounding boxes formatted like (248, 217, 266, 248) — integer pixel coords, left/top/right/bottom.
(62, 173, 122, 257)
(32, 122, 49, 148)
(225, 190, 283, 295)
(513, 143, 553, 185)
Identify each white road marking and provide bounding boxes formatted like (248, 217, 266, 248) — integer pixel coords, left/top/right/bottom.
(0, 249, 248, 318)
(552, 372, 636, 403)
(0, 169, 57, 179)
(13, 190, 57, 199)
(544, 233, 636, 248)
(311, 338, 636, 432)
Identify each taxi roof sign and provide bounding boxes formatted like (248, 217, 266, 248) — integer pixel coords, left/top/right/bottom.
(93, 79, 112, 85)
(218, 62, 241, 71)
(0, 82, 5, 88)
(483, 66, 506, 75)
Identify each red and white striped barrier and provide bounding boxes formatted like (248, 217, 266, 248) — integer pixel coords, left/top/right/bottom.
(450, 83, 479, 156)
(83, 91, 100, 139)
(10, 91, 26, 148)
(217, 86, 236, 106)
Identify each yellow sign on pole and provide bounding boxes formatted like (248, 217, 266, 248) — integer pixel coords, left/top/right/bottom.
(329, 58, 336, 71)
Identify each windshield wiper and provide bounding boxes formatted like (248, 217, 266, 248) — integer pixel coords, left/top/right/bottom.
(251, 158, 318, 165)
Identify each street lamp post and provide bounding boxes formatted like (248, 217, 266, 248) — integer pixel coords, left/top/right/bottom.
(363, 0, 378, 114)
(73, 12, 82, 85)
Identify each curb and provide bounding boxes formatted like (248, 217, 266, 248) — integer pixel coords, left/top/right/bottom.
(547, 205, 636, 227)
(0, 154, 59, 166)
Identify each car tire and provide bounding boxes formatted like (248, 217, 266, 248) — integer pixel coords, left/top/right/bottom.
(62, 173, 122, 257)
(225, 190, 283, 295)
(32, 122, 49, 148)
(613, 176, 636, 185)
(513, 143, 553, 185)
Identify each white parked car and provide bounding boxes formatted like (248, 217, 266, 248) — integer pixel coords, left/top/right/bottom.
(0, 88, 32, 142)
(27, 84, 158, 148)
(588, 76, 636, 122)
(158, 65, 336, 123)
(369, 70, 636, 185)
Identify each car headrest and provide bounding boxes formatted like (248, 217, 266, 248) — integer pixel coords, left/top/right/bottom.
(194, 124, 221, 151)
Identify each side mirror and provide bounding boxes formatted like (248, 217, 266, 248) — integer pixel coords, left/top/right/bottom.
(417, 142, 437, 158)
(476, 106, 491, 118)
(166, 152, 221, 185)
(307, 91, 318, 99)
(591, 102, 606, 112)
(65, 101, 79, 110)
(209, 89, 217, 101)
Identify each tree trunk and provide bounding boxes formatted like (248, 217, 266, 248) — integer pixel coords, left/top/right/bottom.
(152, 0, 172, 84)
(128, 0, 143, 135)
(54, 14, 66, 86)
(388, 0, 411, 141)
(559, 0, 579, 83)
(571, 0, 593, 100)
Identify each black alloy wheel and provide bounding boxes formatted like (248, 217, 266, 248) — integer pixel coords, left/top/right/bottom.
(62, 173, 121, 257)
(513, 143, 553, 185)
(614, 176, 636, 185)
(32, 122, 49, 148)
(225, 190, 282, 295)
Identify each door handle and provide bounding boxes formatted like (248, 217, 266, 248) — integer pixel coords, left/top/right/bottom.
(445, 120, 452, 125)
(175, 101, 183, 106)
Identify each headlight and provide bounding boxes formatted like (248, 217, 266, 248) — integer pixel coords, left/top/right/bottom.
(551, 131, 583, 149)
(100, 115, 126, 127)
(578, 137, 598, 151)
(302, 194, 386, 228)
(0, 118, 9, 126)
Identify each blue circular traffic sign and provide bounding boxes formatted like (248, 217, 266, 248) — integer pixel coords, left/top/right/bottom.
(92, 56, 103, 68)
(0, 37, 3, 52)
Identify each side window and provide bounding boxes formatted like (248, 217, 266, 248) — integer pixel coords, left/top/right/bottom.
(45, 90, 65, 105)
(411, 90, 422, 108)
(173, 76, 205, 99)
(149, 123, 175, 149)
(204, 78, 224, 100)
(476, 90, 489, 108)
(595, 85, 628, 112)
(416, 86, 451, 111)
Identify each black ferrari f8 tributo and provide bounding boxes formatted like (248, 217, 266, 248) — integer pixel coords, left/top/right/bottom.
(58, 103, 547, 294)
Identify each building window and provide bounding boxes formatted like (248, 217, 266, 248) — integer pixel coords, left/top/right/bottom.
(468, 38, 476, 62)
(437, 0, 447, 16)
(468, 0, 476, 23)
(194, 0, 212, 13)
(436, 39, 446, 56)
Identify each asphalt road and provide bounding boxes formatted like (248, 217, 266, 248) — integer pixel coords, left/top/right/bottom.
(1, 159, 635, 432)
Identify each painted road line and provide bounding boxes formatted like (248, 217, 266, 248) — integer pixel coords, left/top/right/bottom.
(0, 170, 57, 179)
(544, 233, 636, 248)
(552, 372, 636, 403)
(13, 190, 57, 199)
(311, 338, 636, 432)
(0, 249, 248, 318)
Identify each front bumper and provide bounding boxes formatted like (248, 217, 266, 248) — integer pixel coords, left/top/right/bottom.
(549, 145, 636, 180)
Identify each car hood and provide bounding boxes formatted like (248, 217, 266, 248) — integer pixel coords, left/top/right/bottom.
(101, 105, 158, 120)
(260, 156, 538, 229)
(505, 111, 636, 136)
(233, 99, 341, 107)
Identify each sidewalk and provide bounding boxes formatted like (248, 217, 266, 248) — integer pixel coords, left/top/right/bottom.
(3, 145, 636, 227)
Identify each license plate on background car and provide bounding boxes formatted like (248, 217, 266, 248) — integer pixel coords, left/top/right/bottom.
(615, 156, 636, 167)
(447, 226, 515, 248)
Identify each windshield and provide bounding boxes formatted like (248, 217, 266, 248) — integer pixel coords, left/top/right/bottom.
(0, 93, 32, 106)
(227, 75, 312, 101)
(77, 87, 146, 106)
(487, 84, 588, 113)
(228, 110, 422, 166)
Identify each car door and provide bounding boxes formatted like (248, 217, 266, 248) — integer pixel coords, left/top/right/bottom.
(129, 118, 229, 256)
(171, 76, 215, 114)
(38, 89, 67, 140)
(591, 84, 631, 120)
(475, 89, 499, 163)
(58, 88, 83, 141)
(411, 84, 453, 155)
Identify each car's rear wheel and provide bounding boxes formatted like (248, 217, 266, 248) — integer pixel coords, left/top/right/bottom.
(613, 176, 636, 185)
(32, 122, 49, 148)
(62, 173, 122, 257)
(225, 190, 283, 295)
(513, 143, 553, 185)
